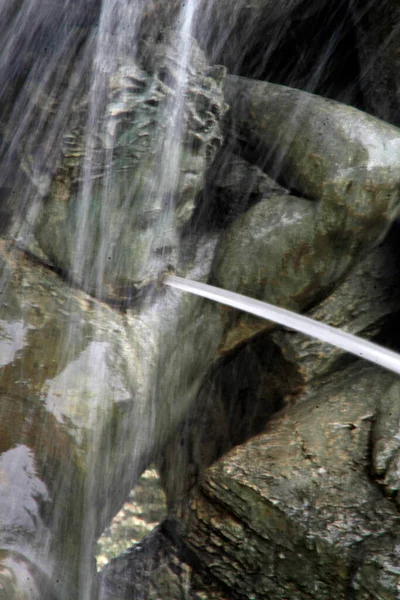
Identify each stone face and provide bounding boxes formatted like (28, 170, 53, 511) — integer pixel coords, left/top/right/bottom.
(26, 36, 226, 300)
(350, 0, 400, 127)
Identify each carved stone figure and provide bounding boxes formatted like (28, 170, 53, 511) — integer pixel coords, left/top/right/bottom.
(2, 3, 400, 599)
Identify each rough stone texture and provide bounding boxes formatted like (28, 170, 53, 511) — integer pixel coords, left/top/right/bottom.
(195, 0, 324, 76)
(97, 359, 400, 599)
(178, 361, 400, 599)
(0, 239, 225, 599)
(0, 241, 149, 599)
(99, 524, 230, 600)
(156, 223, 400, 514)
(3, 5, 400, 599)
(4, 75, 400, 597)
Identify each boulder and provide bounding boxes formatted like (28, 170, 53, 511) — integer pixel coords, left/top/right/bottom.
(100, 360, 400, 599)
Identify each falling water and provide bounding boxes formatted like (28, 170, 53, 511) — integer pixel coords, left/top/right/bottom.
(0, 0, 207, 598)
(1, 0, 400, 599)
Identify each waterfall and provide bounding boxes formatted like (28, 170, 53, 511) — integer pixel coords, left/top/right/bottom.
(0, 1, 207, 598)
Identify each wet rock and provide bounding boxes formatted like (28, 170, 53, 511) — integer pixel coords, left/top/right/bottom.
(99, 523, 230, 600)
(179, 362, 400, 599)
(199, 151, 289, 229)
(3, 13, 400, 598)
(157, 225, 400, 518)
(271, 224, 400, 384)
(15, 34, 226, 300)
(99, 360, 400, 599)
(372, 379, 400, 507)
(210, 75, 400, 350)
(0, 238, 225, 598)
(0, 241, 144, 598)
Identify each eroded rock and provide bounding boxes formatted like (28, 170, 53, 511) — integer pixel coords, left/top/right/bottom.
(178, 362, 400, 599)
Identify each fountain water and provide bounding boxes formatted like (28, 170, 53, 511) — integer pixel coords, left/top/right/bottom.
(0, 1, 217, 598)
(164, 275, 400, 376)
(1, 1, 400, 599)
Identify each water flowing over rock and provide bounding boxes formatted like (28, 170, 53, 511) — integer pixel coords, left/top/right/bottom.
(7, 34, 226, 299)
(2, 1, 400, 599)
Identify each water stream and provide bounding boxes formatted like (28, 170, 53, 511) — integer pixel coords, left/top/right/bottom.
(165, 275, 400, 376)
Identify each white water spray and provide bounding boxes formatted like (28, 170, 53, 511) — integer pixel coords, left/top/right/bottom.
(164, 274, 400, 376)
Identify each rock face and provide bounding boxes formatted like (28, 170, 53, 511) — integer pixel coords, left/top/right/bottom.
(180, 362, 400, 600)
(0, 237, 227, 599)
(98, 358, 400, 599)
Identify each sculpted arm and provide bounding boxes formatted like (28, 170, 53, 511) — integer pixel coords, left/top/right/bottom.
(212, 76, 400, 315)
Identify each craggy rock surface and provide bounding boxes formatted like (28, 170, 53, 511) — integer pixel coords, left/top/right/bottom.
(98, 224, 400, 599)
(271, 225, 400, 384)
(99, 523, 230, 600)
(181, 362, 400, 600)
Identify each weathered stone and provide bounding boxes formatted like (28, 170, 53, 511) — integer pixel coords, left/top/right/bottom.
(0, 239, 225, 598)
(179, 362, 400, 599)
(157, 225, 400, 519)
(22, 36, 226, 300)
(271, 224, 400, 384)
(99, 523, 230, 600)
(3, 12, 400, 598)
(223, 75, 400, 238)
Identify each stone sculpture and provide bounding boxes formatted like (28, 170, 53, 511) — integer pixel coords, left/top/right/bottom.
(2, 3, 400, 599)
